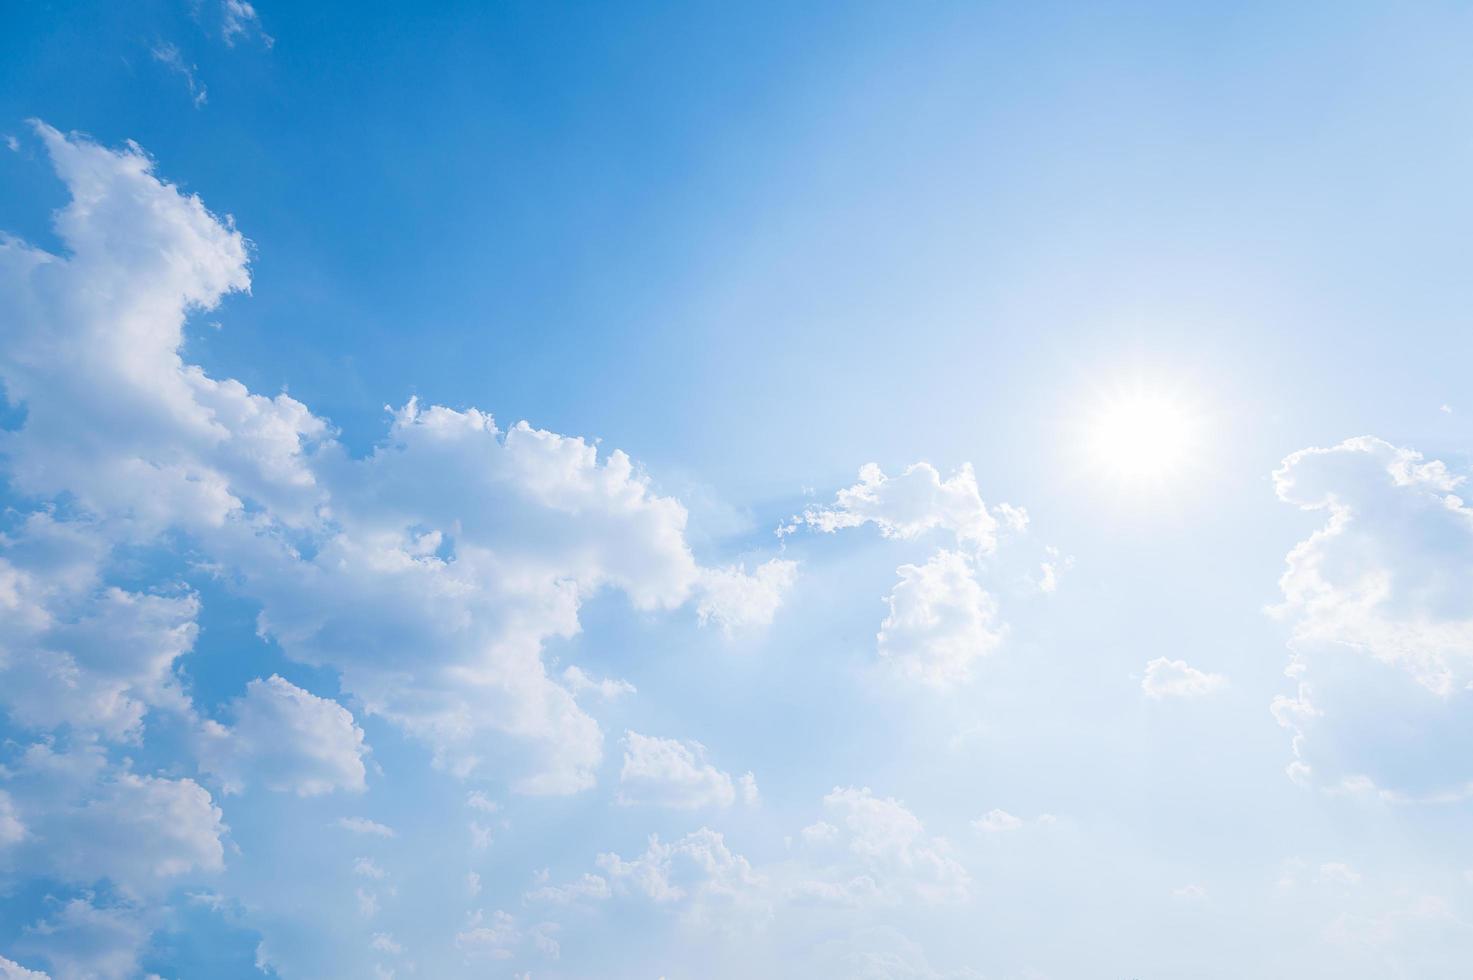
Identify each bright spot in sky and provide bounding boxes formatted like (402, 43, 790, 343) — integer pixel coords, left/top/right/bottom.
(1088, 389, 1201, 485)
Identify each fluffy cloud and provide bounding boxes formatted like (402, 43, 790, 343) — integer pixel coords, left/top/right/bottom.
(0, 741, 225, 895)
(1271, 437, 1473, 798)
(0, 956, 48, 980)
(11, 897, 152, 980)
(597, 828, 768, 927)
(617, 732, 752, 809)
(0, 122, 791, 803)
(696, 559, 798, 634)
(1141, 658, 1226, 699)
(803, 787, 970, 905)
(197, 675, 369, 796)
(877, 550, 1003, 685)
(0, 516, 197, 741)
(801, 463, 1004, 554)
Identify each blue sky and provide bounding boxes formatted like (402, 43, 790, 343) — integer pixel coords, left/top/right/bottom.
(3, 1, 1473, 977)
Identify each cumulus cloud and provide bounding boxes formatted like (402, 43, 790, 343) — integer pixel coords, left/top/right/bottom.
(0, 122, 790, 804)
(0, 956, 48, 980)
(197, 675, 369, 796)
(1141, 658, 1226, 699)
(597, 828, 768, 927)
(617, 732, 750, 809)
(12, 897, 153, 980)
(1271, 437, 1473, 798)
(801, 463, 1004, 554)
(877, 550, 1003, 685)
(0, 516, 197, 741)
(1, 741, 224, 896)
(696, 558, 798, 634)
(0, 791, 25, 847)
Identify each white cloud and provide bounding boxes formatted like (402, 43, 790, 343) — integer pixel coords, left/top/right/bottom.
(971, 809, 1022, 833)
(1, 742, 225, 896)
(1274, 437, 1473, 693)
(455, 910, 519, 960)
(0, 791, 27, 847)
(150, 42, 207, 108)
(597, 828, 767, 927)
(617, 732, 747, 809)
(1319, 862, 1362, 885)
(0, 955, 48, 980)
(1272, 437, 1473, 797)
(1141, 658, 1226, 699)
(13, 898, 152, 980)
(696, 558, 798, 634)
(809, 787, 971, 905)
(220, 0, 272, 47)
(802, 463, 1002, 554)
(877, 550, 1003, 685)
(523, 872, 611, 905)
(1172, 884, 1208, 901)
(0, 516, 197, 740)
(198, 675, 369, 796)
(337, 817, 396, 838)
(466, 791, 499, 813)
(561, 664, 636, 700)
(0, 123, 789, 804)
(353, 858, 387, 880)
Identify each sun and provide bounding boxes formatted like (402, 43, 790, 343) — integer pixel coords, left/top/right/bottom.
(1087, 388, 1201, 485)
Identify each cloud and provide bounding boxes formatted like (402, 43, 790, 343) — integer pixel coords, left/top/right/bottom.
(0, 516, 197, 740)
(877, 550, 1003, 685)
(0, 955, 48, 980)
(561, 665, 636, 701)
(800, 463, 1004, 554)
(1271, 437, 1473, 797)
(696, 558, 798, 634)
(337, 817, 396, 838)
(597, 828, 768, 927)
(0, 791, 25, 847)
(970, 809, 1022, 833)
(1319, 862, 1362, 885)
(13, 897, 153, 980)
(617, 732, 749, 809)
(455, 909, 519, 960)
(1141, 658, 1226, 699)
(0, 122, 789, 805)
(522, 872, 611, 905)
(220, 0, 273, 47)
(150, 42, 207, 108)
(806, 787, 970, 905)
(1, 741, 225, 896)
(197, 675, 369, 796)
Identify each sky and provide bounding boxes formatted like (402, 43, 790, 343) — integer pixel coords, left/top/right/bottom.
(3, 1, 1473, 977)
